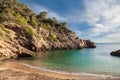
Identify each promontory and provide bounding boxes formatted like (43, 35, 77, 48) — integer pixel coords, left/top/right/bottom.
(0, 0, 96, 59)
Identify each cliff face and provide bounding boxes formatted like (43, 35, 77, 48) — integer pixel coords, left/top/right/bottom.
(0, 0, 96, 59)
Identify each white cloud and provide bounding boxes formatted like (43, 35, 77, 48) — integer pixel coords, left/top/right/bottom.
(94, 33, 120, 43)
(69, 0, 120, 43)
(106, 33, 120, 39)
(83, 0, 120, 37)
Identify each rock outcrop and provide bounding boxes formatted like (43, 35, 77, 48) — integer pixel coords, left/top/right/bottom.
(0, 0, 96, 59)
(0, 40, 35, 59)
(110, 49, 120, 57)
(85, 40, 96, 48)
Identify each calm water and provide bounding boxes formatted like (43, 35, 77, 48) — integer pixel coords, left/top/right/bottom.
(19, 43, 120, 75)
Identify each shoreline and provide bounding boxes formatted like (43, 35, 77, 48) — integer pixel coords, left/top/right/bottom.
(0, 60, 120, 80)
(22, 63, 119, 77)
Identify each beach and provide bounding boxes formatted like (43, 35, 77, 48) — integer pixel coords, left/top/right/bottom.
(0, 60, 119, 80)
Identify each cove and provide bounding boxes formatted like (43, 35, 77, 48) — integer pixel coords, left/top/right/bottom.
(18, 43, 120, 75)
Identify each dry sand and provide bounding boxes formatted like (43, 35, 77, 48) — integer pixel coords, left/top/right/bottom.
(0, 60, 120, 80)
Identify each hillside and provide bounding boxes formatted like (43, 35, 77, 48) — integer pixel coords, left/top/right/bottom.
(0, 0, 96, 59)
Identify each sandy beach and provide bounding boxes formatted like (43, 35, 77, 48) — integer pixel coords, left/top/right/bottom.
(0, 60, 119, 80)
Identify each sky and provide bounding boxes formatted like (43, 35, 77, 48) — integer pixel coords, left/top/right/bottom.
(19, 0, 120, 43)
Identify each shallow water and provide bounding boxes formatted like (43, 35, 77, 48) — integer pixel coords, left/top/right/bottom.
(18, 43, 120, 75)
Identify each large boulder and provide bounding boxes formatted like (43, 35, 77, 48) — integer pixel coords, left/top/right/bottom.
(110, 49, 120, 57)
(0, 40, 35, 59)
(0, 40, 17, 59)
(85, 40, 96, 48)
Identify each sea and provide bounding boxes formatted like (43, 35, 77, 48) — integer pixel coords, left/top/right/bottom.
(18, 43, 120, 75)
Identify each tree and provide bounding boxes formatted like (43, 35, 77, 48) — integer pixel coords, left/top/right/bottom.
(61, 22, 67, 28)
(52, 17, 57, 25)
(29, 17, 38, 27)
(38, 11, 47, 20)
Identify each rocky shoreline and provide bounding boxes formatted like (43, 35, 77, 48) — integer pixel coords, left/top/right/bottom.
(0, 0, 96, 59)
(0, 22, 96, 59)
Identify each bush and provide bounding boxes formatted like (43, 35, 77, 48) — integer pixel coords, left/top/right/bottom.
(49, 34, 56, 41)
(60, 22, 67, 28)
(15, 13, 27, 26)
(43, 24, 51, 31)
(42, 17, 57, 26)
(37, 11, 47, 20)
(26, 26, 35, 35)
(0, 12, 7, 22)
(58, 28, 64, 33)
(29, 17, 39, 27)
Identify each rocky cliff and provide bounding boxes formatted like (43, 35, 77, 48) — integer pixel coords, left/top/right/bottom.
(0, 0, 96, 59)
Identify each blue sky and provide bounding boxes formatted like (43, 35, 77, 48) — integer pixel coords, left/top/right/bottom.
(19, 0, 120, 43)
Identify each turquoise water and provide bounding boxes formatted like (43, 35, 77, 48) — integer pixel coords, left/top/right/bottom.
(19, 44, 120, 75)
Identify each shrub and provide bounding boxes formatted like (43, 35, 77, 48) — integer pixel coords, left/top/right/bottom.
(49, 34, 56, 41)
(51, 17, 57, 25)
(0, 12, 7, 22)
(37, 11, 47, 20)
(43, 24, 51, 31)
(60, 22, 67, 28)
(15, 13, 27, 26)
(26, 26, 35, 35)
(42, 17, 57, 26)
(58, 28, 64, 33)
(29, 17, 39, 27)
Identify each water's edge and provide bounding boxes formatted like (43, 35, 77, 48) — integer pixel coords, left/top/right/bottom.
(20, 62, 120, 78)
(15, 44, 120, 76)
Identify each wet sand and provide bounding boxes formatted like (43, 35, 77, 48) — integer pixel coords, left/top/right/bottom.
(0, 60, 120, 80)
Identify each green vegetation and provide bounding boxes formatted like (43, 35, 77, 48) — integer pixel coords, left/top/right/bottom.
(52, 17, 57, 25)
(29, 17, 39, 27)
(0, 12, 7, 22)
(42, 17, 57, 26)
(26, 26, 35, 35)
(37, 11, 47, 20)
(0, 0, 72, 40)
(15, 13, 27, 26)
(60, 22, 67, 28)
(43, 24, 51, 31)
(49, 33, 57, 41)
(58, 28, 64, 33)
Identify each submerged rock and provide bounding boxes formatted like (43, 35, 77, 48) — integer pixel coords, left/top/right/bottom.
(110, 49, 120, 57)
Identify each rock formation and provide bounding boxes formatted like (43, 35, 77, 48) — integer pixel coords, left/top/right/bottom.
(110, 49, 120, 57)
(85, 40, 96, 48)
(0, 0, 96, 59)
